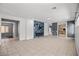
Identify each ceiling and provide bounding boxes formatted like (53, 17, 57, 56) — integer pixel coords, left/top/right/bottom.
(0, 3, 78, 23)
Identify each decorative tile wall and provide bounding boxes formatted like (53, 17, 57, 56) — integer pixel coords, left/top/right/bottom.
(34, 21, 44, 38)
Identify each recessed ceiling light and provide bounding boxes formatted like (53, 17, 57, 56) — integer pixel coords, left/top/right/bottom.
(47, 17, 51, 20)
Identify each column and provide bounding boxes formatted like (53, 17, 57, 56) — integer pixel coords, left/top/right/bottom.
(66, 21, 68, 38)
(57, 23, 58, 37)
(0, 18, 1, 45)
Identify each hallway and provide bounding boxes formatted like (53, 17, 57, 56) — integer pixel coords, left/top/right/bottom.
(0, 36, 77, 56)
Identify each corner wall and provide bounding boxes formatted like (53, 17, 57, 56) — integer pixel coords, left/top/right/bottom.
(75, 17, 79, 55)
(0, 17, 1, 41)
(44, 22, 49, 36)
(26, 20, 34, 40)
(74, 4, 79, 55)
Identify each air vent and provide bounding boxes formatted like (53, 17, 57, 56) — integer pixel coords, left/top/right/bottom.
(52, 7, 56, 9)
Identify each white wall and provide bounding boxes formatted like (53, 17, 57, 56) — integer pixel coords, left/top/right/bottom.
(75, 17, 79, 55)
(75, 4, 79, 55)
(19, 19, 26, 40)
(0, 17, 1, 40)
(44, 22, 49, 36)
(26, 20, 34, 40)
(0, 17, 1, 45)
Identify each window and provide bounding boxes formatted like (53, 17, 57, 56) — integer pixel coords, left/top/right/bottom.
(0, 26, 9, 33)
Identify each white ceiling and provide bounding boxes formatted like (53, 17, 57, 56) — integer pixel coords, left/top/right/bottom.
(0, 3, 78, 23)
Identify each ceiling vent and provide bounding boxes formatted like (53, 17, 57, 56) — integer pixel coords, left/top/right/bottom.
(52, 7, 56, 9)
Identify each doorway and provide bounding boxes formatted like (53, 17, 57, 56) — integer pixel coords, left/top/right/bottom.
(67, 20, 75, 38)
(1, 18, 19, 40)
(51, 23, 57, 36)
(58, 23, 66, 37)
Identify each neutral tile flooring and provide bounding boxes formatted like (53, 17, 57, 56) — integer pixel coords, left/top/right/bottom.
(0, 36, 77, 56)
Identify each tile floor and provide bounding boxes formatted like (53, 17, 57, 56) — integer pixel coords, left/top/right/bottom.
(0, 36, 77, 56)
